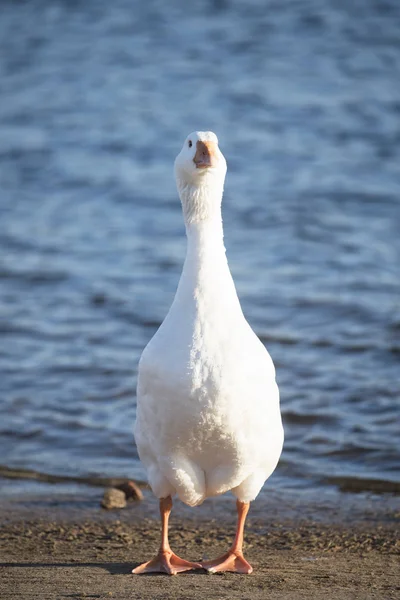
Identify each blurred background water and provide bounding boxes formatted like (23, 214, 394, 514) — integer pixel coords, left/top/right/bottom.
(0, 0, 399, 500)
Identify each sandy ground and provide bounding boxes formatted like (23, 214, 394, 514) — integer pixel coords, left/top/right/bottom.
(0, 488, 399, 600)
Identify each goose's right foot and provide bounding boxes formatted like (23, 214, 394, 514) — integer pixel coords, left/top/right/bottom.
(132, 549, 202, 575)
(132, 496, 202, 575)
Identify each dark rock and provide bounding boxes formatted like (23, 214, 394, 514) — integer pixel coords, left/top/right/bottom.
(116, 480, 144, 502)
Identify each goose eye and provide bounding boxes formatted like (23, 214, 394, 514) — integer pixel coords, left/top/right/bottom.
(188, 140, 192, 148)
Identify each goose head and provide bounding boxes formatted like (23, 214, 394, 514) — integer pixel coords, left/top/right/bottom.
(175, 131, 227, 183)
(175, 131, 227, 224)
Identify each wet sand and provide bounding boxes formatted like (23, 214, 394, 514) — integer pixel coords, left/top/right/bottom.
(1, 489, 399, 600)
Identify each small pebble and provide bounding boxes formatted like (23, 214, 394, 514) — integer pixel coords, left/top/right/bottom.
(101, 488, 127, 509)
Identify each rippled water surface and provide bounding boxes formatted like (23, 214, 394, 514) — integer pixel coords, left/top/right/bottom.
(1, 0, 399, 497)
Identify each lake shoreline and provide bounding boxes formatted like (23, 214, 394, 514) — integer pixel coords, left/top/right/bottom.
(1, 488, 398, 599)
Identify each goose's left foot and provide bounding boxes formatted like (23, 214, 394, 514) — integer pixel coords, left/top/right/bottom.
(202, 499, 253, 574)
(202, 550, 253, 574)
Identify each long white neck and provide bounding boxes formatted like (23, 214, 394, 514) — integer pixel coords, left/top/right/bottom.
(173, 177, 242, 314)
(176, 176, 225, 226)
(177, 175, 226, 273)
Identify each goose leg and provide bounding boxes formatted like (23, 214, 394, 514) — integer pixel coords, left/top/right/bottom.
(202, 500, 253, 574)
(132, 496, 202, 575)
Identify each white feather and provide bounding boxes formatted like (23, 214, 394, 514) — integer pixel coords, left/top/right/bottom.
(134, 131, 284, 507)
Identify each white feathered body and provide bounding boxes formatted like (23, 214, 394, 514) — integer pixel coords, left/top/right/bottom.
(135, 219, 284, 507)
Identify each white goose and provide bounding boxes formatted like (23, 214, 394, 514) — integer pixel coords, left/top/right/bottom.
(133, 131, 284, 575)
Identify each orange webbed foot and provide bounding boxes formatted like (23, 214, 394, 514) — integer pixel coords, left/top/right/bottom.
(132, 549, 203, 575)
(202, 550, 253, 574)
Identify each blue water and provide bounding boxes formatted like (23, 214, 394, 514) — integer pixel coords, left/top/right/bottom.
(0, 0, 399, 497)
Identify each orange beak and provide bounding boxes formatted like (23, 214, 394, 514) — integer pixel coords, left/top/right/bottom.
(193, 140, 218, 169)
